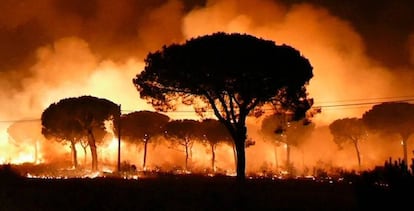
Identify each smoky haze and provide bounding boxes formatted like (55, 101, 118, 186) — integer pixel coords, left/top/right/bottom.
(0, 0, 413, 172)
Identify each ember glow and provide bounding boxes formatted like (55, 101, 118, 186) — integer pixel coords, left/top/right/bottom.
(0, 0, 413, 177)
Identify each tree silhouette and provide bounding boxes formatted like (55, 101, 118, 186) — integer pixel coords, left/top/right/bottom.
(284, 119, 315, 172)
(199, 119, 232, 172)
(41, 103, 84, 168)
(362, 102, 414, 165)
(260, 113, 314, 175)
(200, 118, 254, 173)
(329, 118, 367, 170)
(133, 32, 313, 180)
(41, 95, 120, 171)
(164, 119, 202, 171)
(79, 139, 89, 165)
(7, 120, 43, 164)
(260, 114, 285, 172)
(119, 111, 170, 170)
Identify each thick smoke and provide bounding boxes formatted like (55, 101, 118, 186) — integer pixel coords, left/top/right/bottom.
(0, 0, 413, 172)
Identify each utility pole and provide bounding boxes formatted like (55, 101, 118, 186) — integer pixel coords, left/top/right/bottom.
(117, 104, 121, 172)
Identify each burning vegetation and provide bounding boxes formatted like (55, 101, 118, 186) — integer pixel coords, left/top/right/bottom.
(0, 0, 413, 187)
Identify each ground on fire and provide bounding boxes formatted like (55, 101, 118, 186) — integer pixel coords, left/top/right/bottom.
(0, 163, 412, 210)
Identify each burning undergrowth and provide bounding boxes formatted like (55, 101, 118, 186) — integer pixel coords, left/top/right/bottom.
(0, 160, 350, 184)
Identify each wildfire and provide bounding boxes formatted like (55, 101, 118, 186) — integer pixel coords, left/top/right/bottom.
(0, 0, 412, 179)
(0, 129, 43, 165)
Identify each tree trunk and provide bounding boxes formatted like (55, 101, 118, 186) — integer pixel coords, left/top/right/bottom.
(82, 146, 87, 165)
(143, 139, 148, 170)
(225, 123, 248, 181)
(34, 140, 38, 164)
(211, 144, 216, 172)
(185, 144, 189, 171)
(189, 143, 193, 160)
(402, 138, 408, 167)
(352, 140, 361, 170)
(286, 144, 291, 174)
(87, 130, 98, 171)
(232, 143, 237, 171)
(301, 150, 305, 174)
(234, 136, 246, 181)
(274, 144, 279, 173)
(70, 141, 78, 169)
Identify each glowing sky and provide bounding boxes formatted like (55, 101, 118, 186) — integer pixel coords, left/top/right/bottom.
(0, 0, 413, 123)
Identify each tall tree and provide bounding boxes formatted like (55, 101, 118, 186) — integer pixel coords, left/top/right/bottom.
(261, 113, 314, 174)
(164, 119, 202, 171)
(362, 102, 414, 165)
(329, 118, 367, 169)
(79, 139, 89, 165)
(7, 120, 43, 164)
(199, 118, 232, 172)
(260, 114, 285, 172)
(133, 32, 313, 180)
(41, 95, 120, 171)
(119, 111, 170, 170)
(41, 103, 84, 168)
(200, 119, 254, 172)
(285, 120, 315, 176)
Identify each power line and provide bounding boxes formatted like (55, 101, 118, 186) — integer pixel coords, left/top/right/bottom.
(314, 98, 414, 108)
(314, 95, 414, 105)
(0, 119, 40, 123)
(2, 96, 414, 123)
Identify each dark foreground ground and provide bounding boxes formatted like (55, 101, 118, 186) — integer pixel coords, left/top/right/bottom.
(0, 168, 411, 210)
